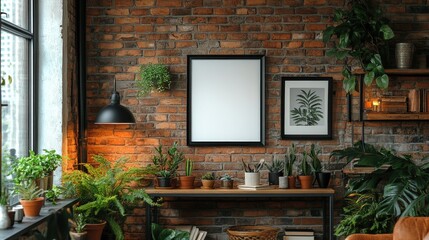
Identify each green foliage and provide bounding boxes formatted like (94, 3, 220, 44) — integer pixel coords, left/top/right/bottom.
(0, 187, 9, 205)
(152, 142, 185, 178)
(62, 155, 161, 240)
(151, 223, 190, 240)
(242, 159, 265, 173)
(334, 193, 393, 236)
(137, 63, 171, 97)
(11, 149, 62, 183)
(185, 159, 193, 176)
(1, 71, 12, 86)
(220, 174, 232, 181)
(323, 0, 394, 93)
(70, 212, 87, 233)
(331, 141, 429, 236)
(265, 159, 284, 173)
(45, 186, 63, 205)
(13, 180, 44, 200)
(284, 144, 297, 176)
(309, 144, 322, 172)
(299, 152, 312, 176)
(290, 89, 323, 126)
(202, 172, 215, 180)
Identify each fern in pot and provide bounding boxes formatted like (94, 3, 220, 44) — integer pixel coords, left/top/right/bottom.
(136, 63, 171, 97)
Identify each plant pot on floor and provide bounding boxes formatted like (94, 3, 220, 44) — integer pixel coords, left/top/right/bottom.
(315, 172, 331, 188)
(70, 231, 88, 240)
(20, 197, 44, 217)
(298, 175, 313, 189)
(85, 221, 106, 240)
(179, 176, 195, 189)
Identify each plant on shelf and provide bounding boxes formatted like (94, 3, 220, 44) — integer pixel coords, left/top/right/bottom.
(151, 142, 185, 188)
(10, 149, 62, 190)
(136, 63, 171, 97)
(62, 155, 160, 240)
(242, 159, 265, 187)
(201, 172, 215, 189)
(219, 174, 234, 189)
(45, 185, 63, 205)
(241, 159, 265, 173)
(265, 159, 284, 185)
(330, 141, 429, 236)
(179, 159, 195, 189)
(323, 0, 395, 93)
(285, 144, 297, 189)
(298, 152, 313, 189)
(151, 223, 190, 240)
(13, 180, 45, 217)
(308, 143, 331, 188)
(0, 187, 11, 230)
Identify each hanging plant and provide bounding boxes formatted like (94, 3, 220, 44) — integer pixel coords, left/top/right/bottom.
(136, 63, 171, 97)
(323, 0, 395, 93)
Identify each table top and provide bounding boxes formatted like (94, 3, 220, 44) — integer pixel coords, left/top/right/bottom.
(145, 187, 335, 197)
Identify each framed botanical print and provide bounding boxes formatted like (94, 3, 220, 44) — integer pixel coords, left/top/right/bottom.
(281, 77, 332, 140)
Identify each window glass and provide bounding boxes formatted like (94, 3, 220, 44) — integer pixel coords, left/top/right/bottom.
(1, 31, 29, 197)
(1, 0, 29, 30)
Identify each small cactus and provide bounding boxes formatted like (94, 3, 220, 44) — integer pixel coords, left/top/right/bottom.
(185, 159, 193, 176)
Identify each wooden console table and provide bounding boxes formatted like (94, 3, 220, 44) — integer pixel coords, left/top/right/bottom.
(145, 188, 335, 240)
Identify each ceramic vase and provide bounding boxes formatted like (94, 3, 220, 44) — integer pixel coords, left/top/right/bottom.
(0, 205, 11, 229)
(244, 172, 260, 186)
(287, 176, 296, 189)
(278, 176, 288, 189)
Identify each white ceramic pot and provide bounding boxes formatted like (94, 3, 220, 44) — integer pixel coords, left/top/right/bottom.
(0, 205, 11, 229)
(278, 176, 288, 189)
(244, 172, 260, 186)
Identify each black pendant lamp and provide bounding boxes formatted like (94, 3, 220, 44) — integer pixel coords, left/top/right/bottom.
(95, 79, 136, 124)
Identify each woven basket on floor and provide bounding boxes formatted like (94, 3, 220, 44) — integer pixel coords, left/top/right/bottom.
(227, 225, 279, 240)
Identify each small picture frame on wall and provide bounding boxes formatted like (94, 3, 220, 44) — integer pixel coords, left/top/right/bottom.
(281, 77, 332, 140)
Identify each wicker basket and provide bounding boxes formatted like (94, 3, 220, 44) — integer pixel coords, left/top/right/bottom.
(227, 225, 279, 240)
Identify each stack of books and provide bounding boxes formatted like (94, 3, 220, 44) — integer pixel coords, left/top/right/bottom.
(172, 225, 207, 240)
(283, 229, 314, 240)
(380, 96, 407, 113)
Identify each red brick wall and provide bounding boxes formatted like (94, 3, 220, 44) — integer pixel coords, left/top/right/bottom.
(82, 0, 429, 239)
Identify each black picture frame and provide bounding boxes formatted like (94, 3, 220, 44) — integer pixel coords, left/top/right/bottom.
(281, 77, 332, 140)
(187, 55, 265, 146)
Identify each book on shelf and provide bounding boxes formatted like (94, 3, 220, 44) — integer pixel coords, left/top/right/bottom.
(197, 230, 207, 240)
(189, 226, 199, 240)
(284, 229, 314, 236)
(237, 184, 272, 190)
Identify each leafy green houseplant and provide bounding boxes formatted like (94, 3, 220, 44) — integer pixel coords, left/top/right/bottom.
(331, 141, 429, 236)
(265, 159, 284, 185)
(323, 0, 395, 93)
(201, 172, 215, 189)
(69, 212, 88, 240)
(62, 155, 160, 240)
(308, 144, 331, 188)
(219, 174, 234, 189)
(136, 63, 171, 97)
(151, 142, 185, 188)
(151, 223, 189, 240)
(13, 180, 45, 217)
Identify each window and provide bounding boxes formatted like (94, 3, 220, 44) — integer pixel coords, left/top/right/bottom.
(1, 0, 34, 196)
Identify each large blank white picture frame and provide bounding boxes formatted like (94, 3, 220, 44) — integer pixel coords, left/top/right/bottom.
(187, 55, 265, 146)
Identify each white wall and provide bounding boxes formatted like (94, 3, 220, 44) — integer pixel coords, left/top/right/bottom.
(38, 0, 64, 185)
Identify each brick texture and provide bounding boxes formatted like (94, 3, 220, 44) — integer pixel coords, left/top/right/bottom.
(79, 0, 429, 239)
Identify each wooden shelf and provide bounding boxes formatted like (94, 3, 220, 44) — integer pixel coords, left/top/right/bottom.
(353, 68, 429, 75)
(364, 112, 429, 120)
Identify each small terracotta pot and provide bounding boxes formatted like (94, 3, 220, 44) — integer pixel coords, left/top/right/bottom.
(179, 176, 195, 189)
(220, 180, 234, 189)
(287, 176, 296, 189)
(201, 180, 215, 189)
(298, 175, 313, 189)
(20, 197, 44, 217)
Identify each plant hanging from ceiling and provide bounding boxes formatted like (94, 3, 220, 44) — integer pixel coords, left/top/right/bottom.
(323, 0, 395, 93)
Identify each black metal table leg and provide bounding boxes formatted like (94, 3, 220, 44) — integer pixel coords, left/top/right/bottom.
(146, 202, 152, 240)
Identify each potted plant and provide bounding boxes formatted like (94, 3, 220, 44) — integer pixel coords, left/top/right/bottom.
(219, 174, 234, 189)
(13, 180, 44, 217)
(136, 63, 171, 97)
(69, 212, 87, 240)
(201, 172, 215, 189)
(265, 159, 284, 185)
(242, 159, 265, 186)
(285, 144, 297, 189)
(63, 155, 161, 240)
(298, 152, 313, 189)
(323, 0, 395, 93)
(331, 141, 429, 236)
(151, 142, 184, 188)
(45, 185, 63, 205)
(11, 149, 62, 190)
(0, 187, 11, 229)
(179, 159, 195, 189)
(308, 144, 331, 188)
